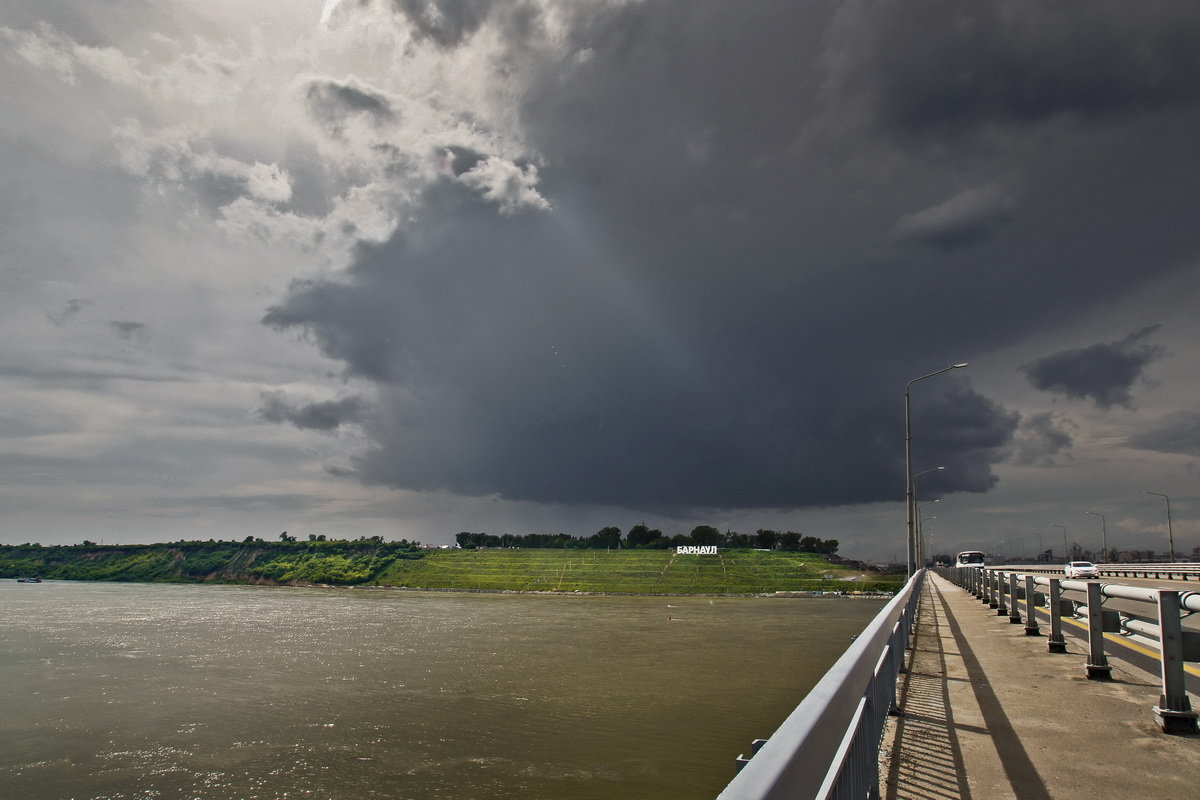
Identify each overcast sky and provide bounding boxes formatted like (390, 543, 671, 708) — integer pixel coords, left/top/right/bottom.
(4, 0, 1200, 561)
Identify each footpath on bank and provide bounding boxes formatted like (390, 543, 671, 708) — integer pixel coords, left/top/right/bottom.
(881, 573, 1200, 800)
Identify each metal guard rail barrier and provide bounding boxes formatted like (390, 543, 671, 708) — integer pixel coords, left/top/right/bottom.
(938, 566, 1200, 734)
(716, 569, 925, 800)
(996, 563, 1200, 581)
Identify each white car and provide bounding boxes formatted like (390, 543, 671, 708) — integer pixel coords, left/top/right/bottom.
(1064, 561, 1100, 579)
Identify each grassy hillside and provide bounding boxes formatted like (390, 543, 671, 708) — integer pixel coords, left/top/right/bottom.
(0, 540, 422, 585)
(374, 549, 899, 593)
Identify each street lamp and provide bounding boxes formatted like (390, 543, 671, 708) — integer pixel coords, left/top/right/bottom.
(1053, 524, 1067, 562)
(905, 364, 967, 575)
(1087, 511, 1108, 563)
(918, 504, 938, 566)
(913, 466, 944, 567)
(1144, 492, 1176, 564)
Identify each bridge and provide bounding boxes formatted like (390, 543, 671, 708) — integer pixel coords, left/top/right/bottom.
(717, 567, 1200, 799)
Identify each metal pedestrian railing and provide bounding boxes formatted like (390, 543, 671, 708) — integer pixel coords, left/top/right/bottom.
(938, 566, 1200, 733)
(716, 569, 925, 800)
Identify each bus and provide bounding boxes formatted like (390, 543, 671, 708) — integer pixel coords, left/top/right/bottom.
(954, 550, 986, 568)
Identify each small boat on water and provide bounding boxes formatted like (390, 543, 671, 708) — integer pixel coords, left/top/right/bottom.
(16, 577, 43, 583)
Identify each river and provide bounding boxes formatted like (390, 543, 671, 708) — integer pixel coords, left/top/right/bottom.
(0, 581, 883, 799)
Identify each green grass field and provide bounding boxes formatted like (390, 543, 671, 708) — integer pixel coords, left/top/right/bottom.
(373, 549, 900, 594)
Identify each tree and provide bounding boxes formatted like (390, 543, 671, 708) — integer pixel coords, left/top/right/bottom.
(626, 524, 657, 547)
(777, 532, 801, 551)
(591, 526, 623, 549)
(691, 525, 722, 546)
(756, 529, 779, 550)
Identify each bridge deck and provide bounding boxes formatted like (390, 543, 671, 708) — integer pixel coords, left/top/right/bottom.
(881, 573, 1200, 799)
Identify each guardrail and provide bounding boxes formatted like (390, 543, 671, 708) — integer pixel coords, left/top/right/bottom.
(938, 566, 1200, 733)
(716, 569, 925, 800)
(994, 563, 1200, 581)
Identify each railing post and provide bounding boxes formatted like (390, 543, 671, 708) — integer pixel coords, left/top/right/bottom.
(996, 571, 1009, 617)
(888, 625, 903, 716)
(1152, 590, 1199, 733)
(1008, 572, 1022, 624)
(1047, 578, 1067, 653)
(1084, 581, 1112, 680)
(987, 570, 997, 608)
(1023, 574, 1041, 636)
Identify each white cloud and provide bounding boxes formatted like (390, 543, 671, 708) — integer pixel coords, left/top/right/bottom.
(1, 23, 79, 84)
(113, 121, 293, 203)
(456, 157, 551, 215)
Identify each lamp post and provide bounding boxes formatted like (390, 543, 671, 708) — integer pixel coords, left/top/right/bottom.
(913, 466, 944, 568)
(1087, 511, 1108, 563)
(1144, 492, 1176, 564)
(918, 507, 938, 566)
(905, 364, 967, 575)
(1053, 524, 1067, 562)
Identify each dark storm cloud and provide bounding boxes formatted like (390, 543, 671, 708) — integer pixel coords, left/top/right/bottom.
(909, 381, 1020, 496)
(257, 392, 368, 432)
(390, 0, 494, 47)
(324, 464, 359, 478)
(266, 184, 1019, 509)
(855, 0, 1200, 138)
(1127, 411, 1200, 456)
(891, 184, 1014, 251)
(266, 1, 1200, 511)
(439, 145, 487, 177)
(109, 320, 146, 341)
(46, 298, 88, 326)
(1023, 327, 1164, 409)
(1010, 413, 1074, 466)
(305, 79, 396, 134)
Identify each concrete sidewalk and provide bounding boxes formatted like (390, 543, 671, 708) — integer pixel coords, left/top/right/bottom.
(881, 573, 1200, 800)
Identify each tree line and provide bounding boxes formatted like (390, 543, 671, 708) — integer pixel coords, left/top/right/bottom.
(455, 525, 838, 553)
(0, 537, 425, 585)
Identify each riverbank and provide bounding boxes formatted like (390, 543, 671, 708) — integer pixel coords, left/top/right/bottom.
(1, 542, 901, 594)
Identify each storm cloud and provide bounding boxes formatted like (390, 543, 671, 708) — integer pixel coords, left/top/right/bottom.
(1010, 413, 1074, 466)
(1127, 411, 1200, 457)
(305, 78, 396, 134)
(258, 0, 1200, 513)
(891, 183, 1015, 251)
(853, 0, 1200, 138)
(46, 298, 88, 326)
(258, 392, 369, 432)
(109, 320, 146, 341)
(6, 0, 1200, 551)
(1023, 327, 1165, 409)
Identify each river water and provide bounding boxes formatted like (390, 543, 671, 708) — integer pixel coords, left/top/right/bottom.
(0, 581, 883, 800)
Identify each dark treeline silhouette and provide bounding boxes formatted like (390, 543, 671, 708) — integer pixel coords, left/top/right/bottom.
(455, 525, 838, 553)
